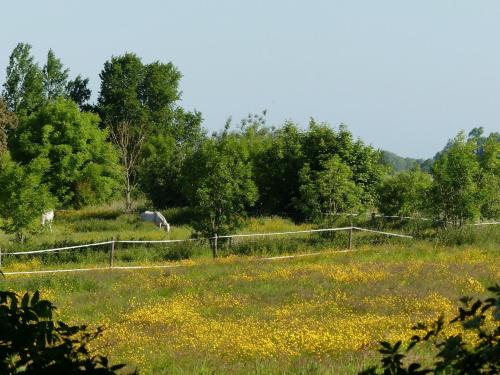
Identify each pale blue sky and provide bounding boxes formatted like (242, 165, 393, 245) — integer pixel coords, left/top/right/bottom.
(1, 0, 499, 158)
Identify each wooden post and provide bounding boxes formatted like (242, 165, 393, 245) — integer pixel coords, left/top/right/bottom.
(212, 233, 218, 258)
(348, 227, 353, 249)
(109, 236, 116, 268)
(0, 247, 2, 269)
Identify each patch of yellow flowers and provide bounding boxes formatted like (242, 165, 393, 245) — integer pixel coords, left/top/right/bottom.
(90, 259, 490, 372)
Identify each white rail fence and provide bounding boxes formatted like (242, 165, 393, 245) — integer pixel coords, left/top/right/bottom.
(0, 226, 415, 276)
(1, 219, 498, 277)
(0, 226, 413, 275)
(328, 212, 500, 226)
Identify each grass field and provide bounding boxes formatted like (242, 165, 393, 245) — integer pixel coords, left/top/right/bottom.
(0, 206, 499, 373)
(1, 241, 498, 374)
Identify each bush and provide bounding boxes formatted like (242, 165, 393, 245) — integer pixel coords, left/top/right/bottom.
(359, 284, 500, 374)
(0, 284, 135, 373)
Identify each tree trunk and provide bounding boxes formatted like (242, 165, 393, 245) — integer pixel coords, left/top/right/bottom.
(125, 174, 132, 212)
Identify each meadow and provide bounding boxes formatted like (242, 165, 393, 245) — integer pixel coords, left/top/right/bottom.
(0, 206, 499, 374)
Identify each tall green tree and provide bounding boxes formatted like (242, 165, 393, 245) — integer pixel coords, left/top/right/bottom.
(0, 99, 18, 154)
(98, 53, 183, 127)
(98, 53, 145, 126)
(183, 129, 258, 244)
(297, 155, 362, 221)
(254, 121, 303, 214)
(2, 43, 44, 116)
(139, 109, 204, 208)
(377, 166, 432, 217)
(431, 132, 481, 225)
(10, 98, 121, 208)
(42, 49, 69, 101)
(475, 132, 500, 220)
(98, 53, 189, 208)
(0, 154, 55, 242)
(139, 61, 182, 125)
(65, 74, 92, 110)
(301, 120, 383, 207)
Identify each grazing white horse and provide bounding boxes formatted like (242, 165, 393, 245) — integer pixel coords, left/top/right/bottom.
(140, 211, 170, 232)
(41, 210, 54, 232)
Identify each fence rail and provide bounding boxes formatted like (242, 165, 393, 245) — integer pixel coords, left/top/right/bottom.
(0, 226, 413, 276)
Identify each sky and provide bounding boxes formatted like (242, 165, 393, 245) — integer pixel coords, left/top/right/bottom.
(1, 0, 499, 159)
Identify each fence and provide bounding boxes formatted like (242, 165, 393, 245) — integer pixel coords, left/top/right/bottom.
(0, 226, 413, 276)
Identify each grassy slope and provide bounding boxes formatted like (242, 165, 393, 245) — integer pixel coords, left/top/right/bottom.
(1, 242, 499, 374)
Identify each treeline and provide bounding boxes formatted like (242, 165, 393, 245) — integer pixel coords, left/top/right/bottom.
(0, 43, 498, 240)
(380, 150, 432, 172)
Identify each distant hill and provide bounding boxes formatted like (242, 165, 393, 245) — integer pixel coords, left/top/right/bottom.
(380, 150, 433, 172)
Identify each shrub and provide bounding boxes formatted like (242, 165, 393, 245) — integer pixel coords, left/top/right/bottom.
(0, 285, 135, 374)
(359, 284, 500, 374)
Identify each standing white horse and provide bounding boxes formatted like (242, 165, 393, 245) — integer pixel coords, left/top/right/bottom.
(41, 210, 54, 232)
(140, 211, 171, 232)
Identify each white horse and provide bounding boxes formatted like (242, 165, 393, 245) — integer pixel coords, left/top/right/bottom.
(41, 210, 54, 232)
(140, 211, 170, 232)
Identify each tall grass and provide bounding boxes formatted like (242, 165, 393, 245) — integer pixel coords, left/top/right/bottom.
(0, 205, 498, 273)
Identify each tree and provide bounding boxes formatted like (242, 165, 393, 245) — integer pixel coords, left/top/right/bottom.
(139, 109, 204, 208)
(0, 288, 133, 373)
(98, 53, 194, 208)
(183, 130, 258, 251)
(139, 61, 182, 125)
(98, 53, 145, 126)
(0, 154, 55, 242)
(2, 43, 44, 116)
(98, 53, 183, 130)
(476, 132, 500, 220)
(431, 132, 481, 225)
(110, 120, 146, 211)
(301, 120, 383, 208)
(10, 98, 121, 208)
(297, 155, 362, 222)
(377, 167, 432, 218)
(254, 121, 303, 214)
(42, 49, 69, 101)
(65, 74, 92, 110)
(0, 100, 18, 154)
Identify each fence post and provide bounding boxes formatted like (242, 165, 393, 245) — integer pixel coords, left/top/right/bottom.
(212, 233, 218, 258)
(348, 226, 353, 249)
(109, 236, 116, 268)
(0, 247, 2, 269)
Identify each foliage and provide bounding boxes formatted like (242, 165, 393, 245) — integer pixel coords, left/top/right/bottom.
(138, 60, 182, 126)
(183, 130, 258, 239)
(0, 154, 55, 242)
(0, 287, 132, 374)
(138, 109, 204, 209)
(377, 167, 432, 217)
(42, 49, 69, 101)
(253, 121, 304, 214)
(2, 43, 44, 116)
(359, 284, 500, 375)
(431, 132, 482, 225)
(98, 53, 192, 210)
(301, 121, 383, 207)
(66, 75, 92, 111)
(297, 155, 362, 221)
(476, 132, 500, 220)
(98, 53, 182, 127)
(98, 53, 146, 126)
(0, 99, 18, 154)
(10, 98, 121, 208)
